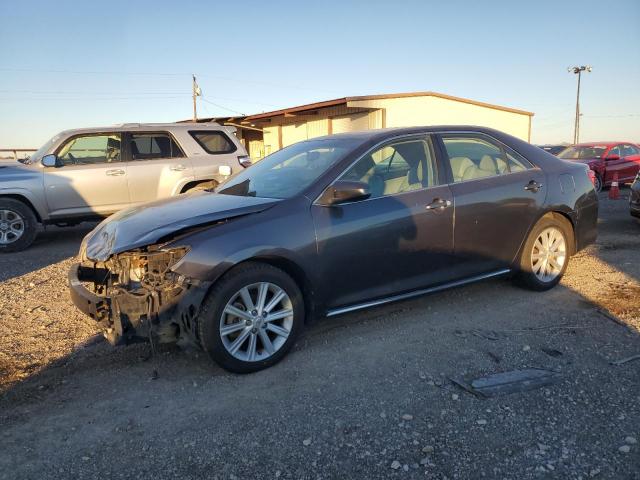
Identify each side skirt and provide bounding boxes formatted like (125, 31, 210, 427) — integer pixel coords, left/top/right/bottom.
(326, 269, 511, 317)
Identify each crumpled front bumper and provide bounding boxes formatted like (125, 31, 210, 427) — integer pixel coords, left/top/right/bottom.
(69, 263, 133, 345)
(68, 263, 209, 346)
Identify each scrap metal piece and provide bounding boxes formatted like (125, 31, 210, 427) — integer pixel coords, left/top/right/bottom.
(610, 354, 640, 366)
(470, 369, 562, 397)
(451, 369, 563, 398)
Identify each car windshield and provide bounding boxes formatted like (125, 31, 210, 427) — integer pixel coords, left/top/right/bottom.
(558, 146, 607, 160)
(23, 133, 63, 164)
(217, 138, 360, 199)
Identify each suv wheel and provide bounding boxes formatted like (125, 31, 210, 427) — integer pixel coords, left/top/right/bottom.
(513, 215, 573, 291)
(197, 262, 304, 373)
(0, 198, 38, 253)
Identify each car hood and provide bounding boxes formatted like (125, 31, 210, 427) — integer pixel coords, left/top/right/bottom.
(0, 162, 39, 180)
(83, 192, 281, 261)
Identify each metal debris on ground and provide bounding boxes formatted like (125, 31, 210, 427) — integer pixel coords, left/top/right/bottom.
(541, 348, 563, 358)
(451, 368, 562, 398)
(610, 354, 640, 366)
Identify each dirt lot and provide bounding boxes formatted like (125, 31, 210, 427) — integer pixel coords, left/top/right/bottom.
(1, 191, 639, 480)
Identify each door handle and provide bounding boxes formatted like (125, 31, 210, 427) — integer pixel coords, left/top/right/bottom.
(170, 164, 187, 172)
(425, 198, 452, 211)
(106, 169, 125, 176)
(524, 180, 542, 192)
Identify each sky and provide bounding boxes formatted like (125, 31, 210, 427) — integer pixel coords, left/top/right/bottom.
(0, 0, 638, 148)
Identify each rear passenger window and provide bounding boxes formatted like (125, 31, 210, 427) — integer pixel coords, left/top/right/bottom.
(190, 131, 236, 154)
(130, 133, 184, 160)
(442, 135, 530, 183)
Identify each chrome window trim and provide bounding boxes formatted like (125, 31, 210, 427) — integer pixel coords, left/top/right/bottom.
(313, 133, 440, 206)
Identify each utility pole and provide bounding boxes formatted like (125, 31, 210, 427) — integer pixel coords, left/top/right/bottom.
(568, 65, 592, 144)
(192, 74, 201, 122)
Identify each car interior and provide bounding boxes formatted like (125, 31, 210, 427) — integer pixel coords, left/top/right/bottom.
(344, 139, 436, 198)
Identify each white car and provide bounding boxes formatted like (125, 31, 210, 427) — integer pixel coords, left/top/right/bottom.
(0, 122, 250, 251)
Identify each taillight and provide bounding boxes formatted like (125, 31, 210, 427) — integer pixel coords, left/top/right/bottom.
(587, 168, 596, 186)
(238, 155, 252, 168)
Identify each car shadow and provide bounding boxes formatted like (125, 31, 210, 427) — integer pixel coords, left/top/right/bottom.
(0, 223, 96, 282)
(1, 188, 638, 423)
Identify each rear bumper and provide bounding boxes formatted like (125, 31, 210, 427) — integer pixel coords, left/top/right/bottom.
(574, 194, 599, 252)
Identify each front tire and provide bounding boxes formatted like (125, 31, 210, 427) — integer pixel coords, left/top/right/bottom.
(0, 198, 38, 253)
(513, 215, 574, 291)
(197, 262, 304, 373)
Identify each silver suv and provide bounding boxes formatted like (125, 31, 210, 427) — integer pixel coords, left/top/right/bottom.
(0, 122, 250, 252)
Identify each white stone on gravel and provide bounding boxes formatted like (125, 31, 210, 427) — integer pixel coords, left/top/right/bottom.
(401, 414, 413, 421)
(618, 445, 631, 453)
(302, 438, 311, 446)
(476, 419, 487, 425)
(624, 436, 637, 444)
(390, 460, 401, 470)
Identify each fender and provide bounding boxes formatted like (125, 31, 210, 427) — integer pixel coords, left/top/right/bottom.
(0, 187, 49, 221)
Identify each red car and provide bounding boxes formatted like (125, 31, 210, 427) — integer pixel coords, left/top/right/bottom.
(558, 142, 640, 192)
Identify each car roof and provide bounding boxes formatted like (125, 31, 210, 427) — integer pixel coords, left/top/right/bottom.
(57, 122, 232, 136)
(310, 125, 516, 143)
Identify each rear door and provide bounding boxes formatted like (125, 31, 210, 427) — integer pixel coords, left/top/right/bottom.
(312, 135, 456, 309)
(124, 131, 193, 204)
(437, 133, 546, 278)
(44, 133, 130, 217)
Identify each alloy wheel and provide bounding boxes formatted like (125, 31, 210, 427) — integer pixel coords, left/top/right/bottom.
(219, 282, 294, 362)
(0, 209, 25, 245)
(530, 227, 567, 282)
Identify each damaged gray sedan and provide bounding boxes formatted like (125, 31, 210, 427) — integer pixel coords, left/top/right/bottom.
(69, 127, 598, 373)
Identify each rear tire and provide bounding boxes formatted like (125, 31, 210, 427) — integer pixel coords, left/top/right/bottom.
(0, 198, 38, 253)
(594, 173, 603, 192)
(197, 262, 304, 373)
(513, 214, 574, 291)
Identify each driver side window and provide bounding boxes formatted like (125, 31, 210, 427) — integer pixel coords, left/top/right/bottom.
(342, 137, 437, 199)
(58, 134, 122, 166)
(608, 145, 622, 157)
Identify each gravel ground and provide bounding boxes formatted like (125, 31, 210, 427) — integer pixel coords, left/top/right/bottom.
(1, 191, 638, 480)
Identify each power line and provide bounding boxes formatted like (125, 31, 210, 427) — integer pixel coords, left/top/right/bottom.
(200, 97, 246, 116)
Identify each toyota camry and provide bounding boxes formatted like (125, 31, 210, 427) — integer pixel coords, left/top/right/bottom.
(69, 126, 598, 373)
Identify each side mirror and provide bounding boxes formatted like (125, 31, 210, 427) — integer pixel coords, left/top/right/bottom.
(605, 154, 620, 161)
(41, 154, 61, 168)
(318, 180, 371, 206)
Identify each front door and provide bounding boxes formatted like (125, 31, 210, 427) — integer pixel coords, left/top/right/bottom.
(124, 132, 193, 204)
(620, 144, 640, 182)
(312, 135, 455, 310)
(44, 133, 130, 218)
(438, 133, 546, 278)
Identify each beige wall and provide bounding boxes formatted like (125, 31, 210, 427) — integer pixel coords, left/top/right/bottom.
(348, 96, 531, 140)
(257, 95, 531, 157)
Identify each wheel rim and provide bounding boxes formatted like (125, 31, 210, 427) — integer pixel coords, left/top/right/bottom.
(0, 209, 25, 245)
(219, 282, 293, 362)
(531, 227, 566, 282)
(594, 175, 602, 192)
